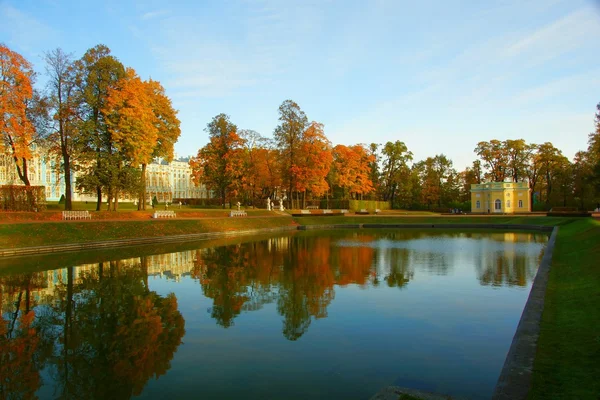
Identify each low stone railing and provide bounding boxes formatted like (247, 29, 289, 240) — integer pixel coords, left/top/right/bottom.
(230, 210, 247, 217)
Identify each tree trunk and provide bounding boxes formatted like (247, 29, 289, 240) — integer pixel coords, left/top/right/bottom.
(139, 163, 147, 210)
(63, 153, 72, 211)
(96, 186, 102, 211)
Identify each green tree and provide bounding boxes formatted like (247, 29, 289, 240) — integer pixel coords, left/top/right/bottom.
(45, 48, 79, 211)
(475, 139, 508, 182)
(380, 141, 413, 207)
(73, 44, 126, 211)
(273, 100, 308, 208)
(504, 139, 531, 182)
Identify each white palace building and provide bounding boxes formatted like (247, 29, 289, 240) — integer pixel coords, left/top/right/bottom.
(0, 151, 209, 203)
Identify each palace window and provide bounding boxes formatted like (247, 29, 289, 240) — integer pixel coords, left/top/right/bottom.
(519, 200, 523, 208)
(476, 200, 480, 209)
(495, 199, 502, 210)
(507, 200, 511, 208)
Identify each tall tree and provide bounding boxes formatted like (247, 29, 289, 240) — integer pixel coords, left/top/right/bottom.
(0, 44, 35, 186)
(331, 144, 375, 199)
(142, 78, 180, 210)
(536, 142, 566, 206)
(525, 143, 541, 209)
(102, 68, 161, 210)
(238, 129, 270, 205)
(190, 114, 245, 208)
(292, 121, 333, 208)
(504, 139, 531, 182)
(588, 102, 600, 195)
(73, 44, 126, 211)
(273, 100, 308, 208)
(475, 140, 508, 182)
(572, 151, 593, 210)
(45, 48, 79, 210)
(380, 141, 412, 207)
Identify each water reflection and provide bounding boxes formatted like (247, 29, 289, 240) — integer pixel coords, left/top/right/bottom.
(0, 262, 185, 399)
(0, 230, 546, 399)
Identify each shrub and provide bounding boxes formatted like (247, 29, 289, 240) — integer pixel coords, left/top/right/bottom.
(0, 185, 47, 211)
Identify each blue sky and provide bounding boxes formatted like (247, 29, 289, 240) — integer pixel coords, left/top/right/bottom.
(2, 0, 600, 169)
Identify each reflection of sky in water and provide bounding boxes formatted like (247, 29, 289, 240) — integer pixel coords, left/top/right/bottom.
(0, 230, 547, 400)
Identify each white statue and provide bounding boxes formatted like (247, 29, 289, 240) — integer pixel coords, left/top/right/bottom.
(266, 197, 271, 211)
(279, 199, 284, 211)
(237, 201, 241, 210)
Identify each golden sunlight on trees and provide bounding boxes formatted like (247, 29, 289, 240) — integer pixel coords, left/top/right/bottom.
(331, 144, 375, 200)
(190, 114, 245, 208)
(102, 68, 180, 210)
(0, 45, 37, 186)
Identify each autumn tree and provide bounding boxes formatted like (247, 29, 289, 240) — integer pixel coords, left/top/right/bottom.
(536, 142, 567, 206)
(505, 139, 531, 182)
(588, 103, 600, 195)
(73, 44, 126, 211)
(475, 140, 508, 182)
(273, 100, 308, 208)
(238, 129, 273, 205)
(101, 68, 180, 210)
(368, 143, 382, 198)
(0, 44, 36, 186)
(331, 144, 375, 199)
(379, 141, 413, 207)
(572, 151, 594, 209)
(292, 122, 333, 208)
(45, 48, 79, 210)
(190, 114, 245, 208)
(141, 79, 181, 209)
(414, 155, 456, 208)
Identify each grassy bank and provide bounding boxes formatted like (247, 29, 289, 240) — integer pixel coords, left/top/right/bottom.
(529, 218, 600, 399)
(0, 216, 295, 249)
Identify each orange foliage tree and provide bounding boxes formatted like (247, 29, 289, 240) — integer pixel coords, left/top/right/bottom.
(291, 122, 333, 208)
(331, 144, 375, 199)
(190, 114, 245, 208)
(102, 69, 180, 210)
(238, 130, 280, 205)
(0, 44, 36, 186)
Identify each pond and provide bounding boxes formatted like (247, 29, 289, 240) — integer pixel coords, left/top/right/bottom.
(0, 229, 547, 400)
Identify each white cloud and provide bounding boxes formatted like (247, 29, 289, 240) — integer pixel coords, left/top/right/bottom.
(140, 9, 168, 20)
(503, 6, 600, 66)
(512, 70, 600, 106)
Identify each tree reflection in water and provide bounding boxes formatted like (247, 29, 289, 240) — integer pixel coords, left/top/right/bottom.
(0, 261, 185, 400)
(0, 230, 545, 397)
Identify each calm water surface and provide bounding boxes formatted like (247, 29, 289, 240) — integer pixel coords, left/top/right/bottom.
(0, 230, 547, 400)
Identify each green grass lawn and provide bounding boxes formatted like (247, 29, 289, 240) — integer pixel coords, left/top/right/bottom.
(528, 218, 600, 399)
(0, 216, 295, 248)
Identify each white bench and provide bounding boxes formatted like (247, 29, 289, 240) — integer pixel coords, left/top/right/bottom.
(340, 209, 348, 214)
(62, 211, 91, 220)
(306, 205, 319, 210)
(375, 209, 381, 214)
(323, 209, 332, 214)
(152, 210, 176, 218)
(230, 210, 247, 217)
(300, 210, 311, 214)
